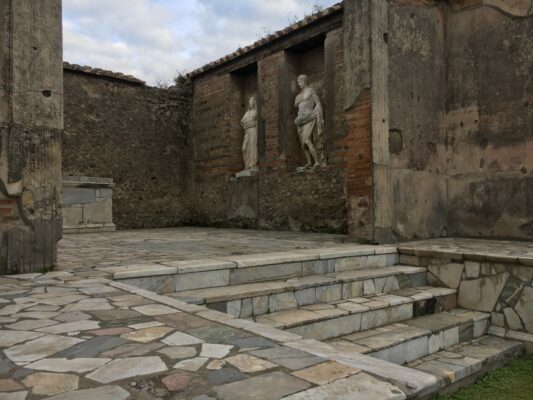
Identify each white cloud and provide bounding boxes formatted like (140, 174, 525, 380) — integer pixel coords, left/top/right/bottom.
(63, 0, 339, 85)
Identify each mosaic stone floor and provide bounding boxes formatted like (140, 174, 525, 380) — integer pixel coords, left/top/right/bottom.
(0, 270, 405, 399)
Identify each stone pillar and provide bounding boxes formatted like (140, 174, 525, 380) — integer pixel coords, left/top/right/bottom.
(0, 0, 63, 273)
(343, 0, 392, 243)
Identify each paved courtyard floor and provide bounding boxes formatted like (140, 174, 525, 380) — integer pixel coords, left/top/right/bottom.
(57, 227, 348, 273)
(1, 229, 532, 399)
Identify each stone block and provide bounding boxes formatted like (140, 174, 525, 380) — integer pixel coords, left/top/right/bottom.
(334, 256, 367, 272)
(464, 261, 481, 278)
(230, 263, 302, 285)
(121, 276, 175, 293)
(342, 281, 363, 299)
(62, 206, 83, 226)
(175, 270, 230, 291)
(295, 288, 316, 306)
(226, 300, 241, 318)
(428, 263, 464, 289)
(514, 286, 533, 332)
(96, 189, 113, 198)
(315, 284, 342, 302)
(252, 296, 269, 316)
(491, 312, 505, 327)
(363, 280, 375, 296)
(269, 292, 298, 312)
(366, 255, 388, 268)
(457, 273, 509, 312)
(240, 298, 253, 318)
(303, 260, 334, 275)
(360, 309, 389, 331)
(503, 307, 523, 330)
(289, 314, 362, 340)
(83, 198, 112, 224)
(474, 319, 488, 337)
(63, 188, 96, 205)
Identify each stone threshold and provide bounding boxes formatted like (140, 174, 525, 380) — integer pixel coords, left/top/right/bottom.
(110, 244, 399, 280)
(398, 245, 533, 266)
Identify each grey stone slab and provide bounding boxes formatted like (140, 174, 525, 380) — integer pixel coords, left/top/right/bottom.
(405, 313, 469, 333)
(515, 286, 533, 332)
(175, 270, 230, 291)
(86, 356, 167, 383)
(288, 313, 362, 341)
(63, 188, 96, 205)
(249, 347, 325, 370)
(214, 371, 311, 400)
(120, 275, 175, 293)
(457, 273, 509, 312)
(230, 263, 302, 285)
(4, 335, 85, 363)
(187, 325, 250, 344)
(207, 367, 248, 386)
(269, 292, 297, 312)
(283, 372, 406, 400)
(228, 336, 277, 349)
(294, 288, 316, 306)
(54, 336, 129, 358)
(303, 259, 335, 275)
(88, 309, 143, 321)
(46, 385, 130, 400)
(0, 358, 16, 376)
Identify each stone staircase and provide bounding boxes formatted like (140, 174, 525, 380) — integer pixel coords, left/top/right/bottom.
(113, 244, 526, 398)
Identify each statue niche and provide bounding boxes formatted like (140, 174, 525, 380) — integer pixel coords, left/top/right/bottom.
(294, 74, 326, 170)
(237, 95, 258, 177)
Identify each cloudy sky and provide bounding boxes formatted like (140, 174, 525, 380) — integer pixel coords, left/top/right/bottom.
(63, 0, 339, 86)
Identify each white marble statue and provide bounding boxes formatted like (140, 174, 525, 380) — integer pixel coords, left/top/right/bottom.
(240, 95, 258, 172)
(294, 74, 326, 169)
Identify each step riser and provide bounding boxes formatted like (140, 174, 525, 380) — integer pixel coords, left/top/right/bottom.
(285, 294, 456, 341)
(115, 252, 399, 294)
(204, 271, 428, 318)
(370, 319, 489, 365)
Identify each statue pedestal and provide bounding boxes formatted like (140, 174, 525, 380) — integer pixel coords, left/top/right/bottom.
(235, 168, 259, 179)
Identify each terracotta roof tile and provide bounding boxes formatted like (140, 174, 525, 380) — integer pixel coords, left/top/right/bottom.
(187, 2, 343, 78)
(63, 62, 146, 85)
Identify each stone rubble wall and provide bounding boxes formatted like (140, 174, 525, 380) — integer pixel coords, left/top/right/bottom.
(62, 71, 193, 230)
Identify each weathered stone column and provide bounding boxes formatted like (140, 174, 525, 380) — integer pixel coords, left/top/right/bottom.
(0, 0, 63, 273)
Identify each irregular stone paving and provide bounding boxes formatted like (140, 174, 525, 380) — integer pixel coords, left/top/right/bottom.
(0, 270, 408, 399)
(1, 231, 530, 399)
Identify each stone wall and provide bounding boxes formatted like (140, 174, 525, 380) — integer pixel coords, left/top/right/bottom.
(190, 19, 352, 234)
(402, 253, 533, 334)
(385, 0, 532, 241)
(62, 70, 192, 229)
(445, 0, 533, 239)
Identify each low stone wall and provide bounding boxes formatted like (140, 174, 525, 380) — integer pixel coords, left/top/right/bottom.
(62, 176, 116, 234)
(399, 252, 533, 334)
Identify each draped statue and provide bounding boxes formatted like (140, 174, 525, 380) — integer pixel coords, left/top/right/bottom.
(240, 95, 258, 172)
(294, 74, 326, 169)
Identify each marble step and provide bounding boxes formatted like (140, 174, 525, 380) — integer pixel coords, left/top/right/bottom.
(328, 309, 490, 364)
(110, 245, 399, 293)
(170, 265, 428, 317)
(254, 286, 457, 341)
(406, 335, 524, 398)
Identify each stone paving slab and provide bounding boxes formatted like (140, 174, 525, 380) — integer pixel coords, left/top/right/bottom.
(0, 272, 410, 399)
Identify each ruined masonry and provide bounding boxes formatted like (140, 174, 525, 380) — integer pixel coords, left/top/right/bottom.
(0, 0, 532, 399)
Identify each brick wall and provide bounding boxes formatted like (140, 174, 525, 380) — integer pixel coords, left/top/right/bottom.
(62, 71, 193, 229)
(190, 27, 350, 234)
